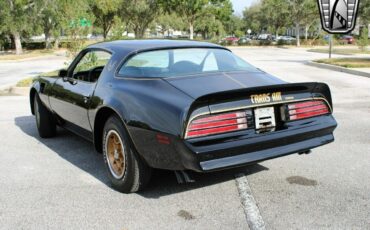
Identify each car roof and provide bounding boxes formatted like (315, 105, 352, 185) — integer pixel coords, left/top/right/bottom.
(88, 39, 228, 55)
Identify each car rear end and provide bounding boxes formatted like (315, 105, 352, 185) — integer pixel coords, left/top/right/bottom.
(347, 36, 354, 44)
(342, 35, 355, 44)
(180, 82, 337, 172)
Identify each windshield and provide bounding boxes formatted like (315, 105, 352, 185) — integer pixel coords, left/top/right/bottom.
(118, 48, 258, 78)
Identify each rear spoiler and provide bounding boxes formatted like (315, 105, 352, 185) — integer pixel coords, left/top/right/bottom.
(188, 82, 333, 118)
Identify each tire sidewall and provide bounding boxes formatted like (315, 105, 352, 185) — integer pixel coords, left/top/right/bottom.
(34, 93, 56, 137)
(102, 116, 137, 192)
(34, 95, 41, 130)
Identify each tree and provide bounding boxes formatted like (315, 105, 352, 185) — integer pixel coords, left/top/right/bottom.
(156, 13, 186, 37)
(109, 16, 129, 40)
(210, 0, 233, 23)
(121, 0, 161, 39)
(357, 26, 368, 51)
(193, 0, 232, 39)
(0, 0, 36, 54)
(160, 0, 232, 40)
(288, 0, 316, 46)
(300, 0, 318, 41)
(359, 0, 370, 24)
(195, 12, 225, 39)
(207, 0, 233, 36)
(90, 0, 120, 40)
(261, 0, 290, 37)
(160, 0, 207, 40)
(33, 0, 90, 49)
(243, 2, 264, 35)
(358, 0, 370, 51)
(224, 15, 245, 36)
(35, 0, 61, 49)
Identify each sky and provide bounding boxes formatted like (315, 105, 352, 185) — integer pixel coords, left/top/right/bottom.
(231, 0, 255, 15)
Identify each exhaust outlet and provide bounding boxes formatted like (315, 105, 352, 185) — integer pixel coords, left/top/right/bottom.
(298, 150, 312, 155)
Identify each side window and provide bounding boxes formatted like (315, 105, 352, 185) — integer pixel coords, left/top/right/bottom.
(72, 50, 111, 83)
(125, 50, 169, 68)
(119, 50, 169, 77)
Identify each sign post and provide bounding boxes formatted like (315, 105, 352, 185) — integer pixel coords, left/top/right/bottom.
(329, 34, 333, 59)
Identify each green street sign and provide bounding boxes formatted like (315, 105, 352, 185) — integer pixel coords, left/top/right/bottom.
(69, 18, 92, 28)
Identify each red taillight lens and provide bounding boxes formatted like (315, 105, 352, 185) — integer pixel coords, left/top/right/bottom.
(186, 111, 250, 139)
(286, 100, 330, 121)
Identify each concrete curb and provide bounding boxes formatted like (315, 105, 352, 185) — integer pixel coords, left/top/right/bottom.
(0, 54, 59, 63)
(0, 50, 67, 63)
(0, 85, 29, 96)
(0, 84, 14, 92)
(306, 61, 370, 78)
(11, 87, 30, 96)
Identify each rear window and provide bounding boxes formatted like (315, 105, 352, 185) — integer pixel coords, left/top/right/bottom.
(118, 48, 257, 78)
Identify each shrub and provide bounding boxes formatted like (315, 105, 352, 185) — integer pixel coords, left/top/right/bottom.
(357, 27, 369, 52)
(277, 39, 289, 46)
(258, 40, 272, 46)
(238, 40, 251, 46)
(309, 38, 327, 46)
(60, 39, 89, 58)
(22, 41, 46, 50)
(234, 30, 245, 38)
(16, 77, 35, 87)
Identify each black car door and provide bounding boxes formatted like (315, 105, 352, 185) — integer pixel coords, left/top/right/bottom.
(49, 49, 112, 134)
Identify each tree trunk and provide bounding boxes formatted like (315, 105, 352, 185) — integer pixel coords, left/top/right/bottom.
(44, 17, 52, 49)
(134, 27, 145, 39)
(305, 25, 309, 41)
(103, 31, 108, 40)
(134, 27, 140, 38)
(12, 32, 23, 55)
(103, 22, 108, 40)
(54, 37, 60, 50)
(189, 22, 194, 40)
(295, 23, 300, 47)
(202, 31, 206, 40)
(45, 32, 52, 49)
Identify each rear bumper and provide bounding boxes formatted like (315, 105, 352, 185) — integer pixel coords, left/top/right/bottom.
(199, 133, 333, 171)
(182, 115, 337, 172)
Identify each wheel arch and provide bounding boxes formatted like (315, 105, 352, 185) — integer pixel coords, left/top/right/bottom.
(93, 106, 131, 153)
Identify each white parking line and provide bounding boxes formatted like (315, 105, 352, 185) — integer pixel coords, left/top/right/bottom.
(235, 173, 266, 230)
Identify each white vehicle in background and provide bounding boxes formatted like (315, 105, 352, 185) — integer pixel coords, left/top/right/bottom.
(277, 36, 296, 41)
(257, 34, 272, 40)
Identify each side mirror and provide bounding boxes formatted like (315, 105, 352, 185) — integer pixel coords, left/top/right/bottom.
(59, 69, 68, 80)
(59, 69, 76, 85)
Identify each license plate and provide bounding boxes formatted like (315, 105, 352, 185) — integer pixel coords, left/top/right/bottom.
(254, 107, 276, 130)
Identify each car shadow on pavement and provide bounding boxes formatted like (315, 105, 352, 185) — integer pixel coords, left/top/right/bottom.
(15, 115, 110, 185)
(140, 164, 268, 198)
(15, 115, 269, 197)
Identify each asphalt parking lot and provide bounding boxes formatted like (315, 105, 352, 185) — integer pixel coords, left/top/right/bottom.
(0, 53, 66, 88)
(0, 47, 370, 229)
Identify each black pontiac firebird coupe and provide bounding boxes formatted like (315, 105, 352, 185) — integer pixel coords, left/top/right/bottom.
(30, 40, 337, 193)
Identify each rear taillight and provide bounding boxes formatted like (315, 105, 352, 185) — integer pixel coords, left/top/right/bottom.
(185, 110, 251, 139)
(284, 100, 330, 121)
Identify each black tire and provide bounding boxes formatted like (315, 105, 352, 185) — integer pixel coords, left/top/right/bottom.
(34, 94, 56, 138)
(102, 115, 151, 193)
